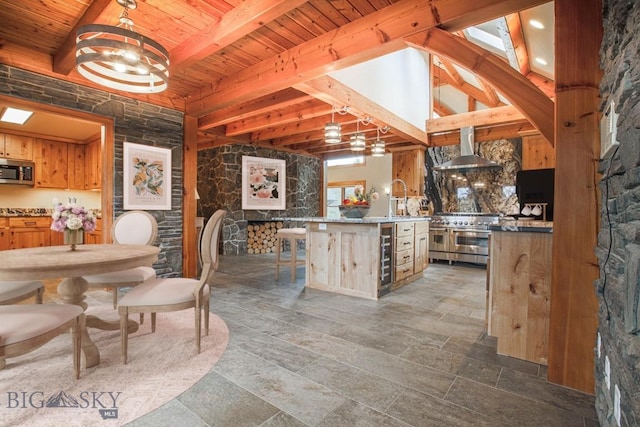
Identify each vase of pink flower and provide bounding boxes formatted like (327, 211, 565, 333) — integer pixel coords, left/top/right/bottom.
(51, 200, 97, 250)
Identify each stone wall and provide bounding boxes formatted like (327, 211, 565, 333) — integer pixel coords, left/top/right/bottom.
(197, 145, 321, 255)
(0, 65, 184, 277)
(425, 138, 521, 214)
(596, 0, 640, 425)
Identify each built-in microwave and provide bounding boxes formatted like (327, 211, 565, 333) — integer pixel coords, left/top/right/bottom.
(0, 158, 35, 186)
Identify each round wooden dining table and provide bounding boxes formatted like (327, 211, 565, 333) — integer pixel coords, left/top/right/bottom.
(0, 244, 160, 368)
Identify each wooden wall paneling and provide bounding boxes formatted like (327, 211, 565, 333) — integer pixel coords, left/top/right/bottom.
(183, 115, 198, 278)
(522, 132, 556, 170)
(547, 0, 602, 393)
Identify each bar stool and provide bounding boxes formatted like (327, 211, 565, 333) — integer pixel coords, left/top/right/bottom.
(275, 228, 306, 282)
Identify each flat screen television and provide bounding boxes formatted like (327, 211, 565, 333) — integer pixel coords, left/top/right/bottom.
(516, 168, 554, 221)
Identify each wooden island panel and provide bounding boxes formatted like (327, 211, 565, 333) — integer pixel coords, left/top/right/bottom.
(489, 230, 552, 365)
(306, 222, 379, 300)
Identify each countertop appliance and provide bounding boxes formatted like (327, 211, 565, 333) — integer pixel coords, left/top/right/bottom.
(428, 212, 502, 265)
(0, 159, 35, 186)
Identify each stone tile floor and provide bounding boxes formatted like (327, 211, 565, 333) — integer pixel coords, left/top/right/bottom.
(47, 253, 599, 426)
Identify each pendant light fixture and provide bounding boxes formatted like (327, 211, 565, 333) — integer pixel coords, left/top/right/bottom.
(350, 118, 366, 152)
(324, 105, 350, 144)
(371, 127, 386, 157)
(76, 0, 170, 93)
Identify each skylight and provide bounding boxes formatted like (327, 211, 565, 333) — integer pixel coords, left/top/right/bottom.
(466, 26, 506, 52)
(0, 107, 33, 125)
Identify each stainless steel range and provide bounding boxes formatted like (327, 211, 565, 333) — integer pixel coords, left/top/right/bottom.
(428, 213, 502, 265)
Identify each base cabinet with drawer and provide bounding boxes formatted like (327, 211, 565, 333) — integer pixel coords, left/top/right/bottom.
(9, 217, 51, 249)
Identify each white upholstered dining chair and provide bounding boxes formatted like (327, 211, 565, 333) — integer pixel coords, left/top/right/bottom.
(83, 211, 158, 309)
(118, 209, 226, 364)
(0, 304, 84, 378)
(0, 280, 44, 305)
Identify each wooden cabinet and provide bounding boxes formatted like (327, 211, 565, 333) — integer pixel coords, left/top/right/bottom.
(0, 219, 9, 250)
(391, 149, 425, 197)
(0, 133, 33, 160)
(394, 222, 415, 283)
(34, 138, 68, 188)
(414, 221, 429, 273)
(68, 143, 86, 190)
(9, 217, 51, 249)
(84, 137, 102, 190)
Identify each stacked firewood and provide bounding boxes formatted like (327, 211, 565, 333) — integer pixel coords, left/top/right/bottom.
(247, 221, 283, 254)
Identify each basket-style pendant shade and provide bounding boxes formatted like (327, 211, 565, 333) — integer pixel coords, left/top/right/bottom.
(371, 139, 385, 156)
(324, 122, 341, 144)
(75, 0, 169, 93)
(350, 133, 366, 151)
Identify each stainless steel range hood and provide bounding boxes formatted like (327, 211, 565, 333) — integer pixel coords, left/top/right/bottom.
(433, 126, 501, 171)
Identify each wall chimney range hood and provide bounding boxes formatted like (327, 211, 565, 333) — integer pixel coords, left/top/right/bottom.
(434, 126, 501, 171)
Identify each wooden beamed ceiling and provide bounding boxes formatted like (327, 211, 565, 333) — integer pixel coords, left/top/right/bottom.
(0, 0, 556, 158)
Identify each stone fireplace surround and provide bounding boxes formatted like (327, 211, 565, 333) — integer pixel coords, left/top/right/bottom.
(596, 1, 640, 425)
(197, 145, 320, 255)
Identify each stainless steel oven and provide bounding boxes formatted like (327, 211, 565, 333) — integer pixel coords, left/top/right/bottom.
(450, 228, 491, 264)
(428, 213, 500, 265)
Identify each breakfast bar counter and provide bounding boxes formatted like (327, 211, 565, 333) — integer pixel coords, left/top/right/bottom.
(280, 216, 429, 300)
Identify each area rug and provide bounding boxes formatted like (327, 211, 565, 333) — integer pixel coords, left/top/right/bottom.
(0, 305, 229, 426)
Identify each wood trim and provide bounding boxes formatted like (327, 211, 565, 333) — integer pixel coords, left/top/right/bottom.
(182, 115, 198, 278)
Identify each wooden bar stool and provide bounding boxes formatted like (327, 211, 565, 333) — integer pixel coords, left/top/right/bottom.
(275, 228, 306, 282)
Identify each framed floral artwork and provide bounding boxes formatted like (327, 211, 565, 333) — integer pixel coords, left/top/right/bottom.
(123, 142, 172, 210)
(241, 156, 286, 210)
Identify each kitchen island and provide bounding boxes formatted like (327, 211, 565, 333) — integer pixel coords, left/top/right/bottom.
(286, 217, 429, 300)
(487, 220, 553, 364)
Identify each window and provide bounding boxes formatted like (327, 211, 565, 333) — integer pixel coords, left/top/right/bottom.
(327, 156, 365, 168)
(327, 180, 366, 218)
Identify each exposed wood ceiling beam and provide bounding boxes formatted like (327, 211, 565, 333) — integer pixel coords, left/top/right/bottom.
(433, 61, 506, 109)
(186, 0, 549, 117)
(406, 28, 554, 145)
(225, 100, 332, 136)
(433, 100, 454, 117)
(428, 121, 536, 146)
(426, 105, 526, 133)
(295, 76, 426, 144)
(198, 88, 312, 130)
(52, 0, 115, 75)
(497, 14, 530, 75)
(170, 0, 307, 75)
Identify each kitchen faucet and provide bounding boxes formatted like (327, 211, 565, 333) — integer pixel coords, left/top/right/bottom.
(388, 178, 407, 218)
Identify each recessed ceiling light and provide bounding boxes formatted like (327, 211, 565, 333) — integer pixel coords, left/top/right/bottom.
(0, 107, 34, 125)
(529, 19, 545, 29)
(535, 57, 548, 66)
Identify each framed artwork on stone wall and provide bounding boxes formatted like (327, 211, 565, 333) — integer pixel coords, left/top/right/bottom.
(241, 156, 286, 210)
(123, 142, 172, 210)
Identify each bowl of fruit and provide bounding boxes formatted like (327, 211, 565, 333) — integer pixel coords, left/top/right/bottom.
(338, 202, 371, 218)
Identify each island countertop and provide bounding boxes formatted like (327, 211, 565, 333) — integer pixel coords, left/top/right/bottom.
(273, 216, 429, 224)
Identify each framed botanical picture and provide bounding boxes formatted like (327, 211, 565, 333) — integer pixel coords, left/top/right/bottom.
(123, 142, 172, 210)
(241, 156, 286, 210)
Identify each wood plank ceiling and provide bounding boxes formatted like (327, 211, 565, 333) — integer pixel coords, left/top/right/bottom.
(0, 0, 555, 159)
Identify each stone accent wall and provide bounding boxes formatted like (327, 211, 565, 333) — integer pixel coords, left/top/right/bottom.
(0, 65, 184, 277)
(197, 145, 321, 255)
(596, 1, 640, 425)
(425, 138, 522, 214)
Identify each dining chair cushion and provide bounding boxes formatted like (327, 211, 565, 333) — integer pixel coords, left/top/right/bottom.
(83, 267, 156, 285)
(119, 278, 209, 307)
(0, 281, 44, 303)
(0, 304, 84, 346)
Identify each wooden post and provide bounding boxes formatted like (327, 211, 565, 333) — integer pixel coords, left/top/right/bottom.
(182, 115, 198, 278)
(547, 0, 602, 393)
